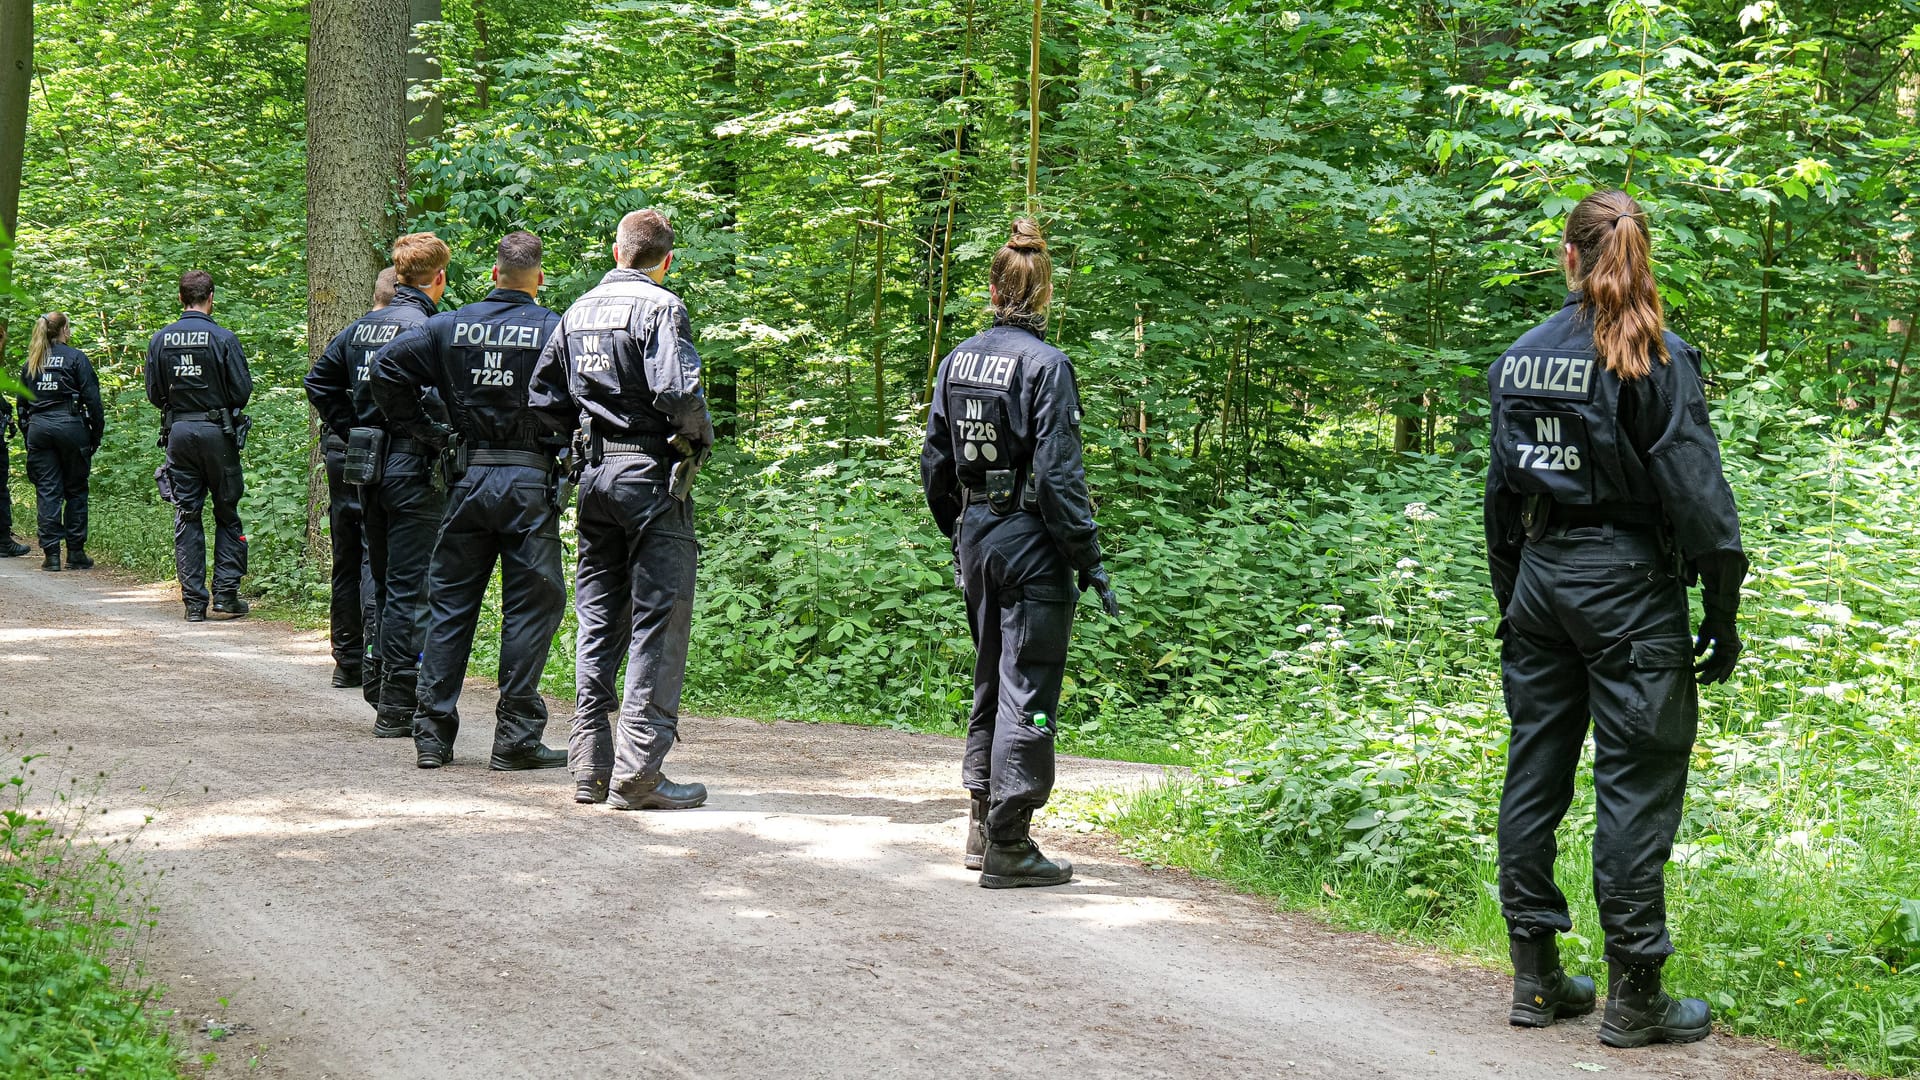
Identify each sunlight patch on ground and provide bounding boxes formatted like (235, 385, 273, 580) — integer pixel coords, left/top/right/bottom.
(0, 627, 126, 642)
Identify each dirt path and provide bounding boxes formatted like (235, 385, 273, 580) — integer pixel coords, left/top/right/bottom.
(0, 559, 1847, 1080)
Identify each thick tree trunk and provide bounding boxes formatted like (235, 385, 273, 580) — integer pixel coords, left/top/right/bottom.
(305, 0, 409, 554)
(0, 0, 29, 363)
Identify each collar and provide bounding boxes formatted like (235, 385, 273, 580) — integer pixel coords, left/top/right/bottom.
(1562, 291, 1583, 310)
(600, 268, 676, 294)
(992, 315, 1047, 341)
(393, 284, 440, 316)
(483, 288, 535, 305)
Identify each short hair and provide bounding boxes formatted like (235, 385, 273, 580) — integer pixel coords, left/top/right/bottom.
(179, 270, 214, 307)
(496, 231, 543, 282)
(372, 266, 398, 308)
(391, 232, 451, 287)
(616, 210, 674, 270)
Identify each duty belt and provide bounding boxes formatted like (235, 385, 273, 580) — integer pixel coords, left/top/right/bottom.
(1551, 502, 1666, 530)
(600, 433, 672, 457)
(389, 437, 433, 456)
(467, 448, 555, 471)
(167, 410, 227, 424)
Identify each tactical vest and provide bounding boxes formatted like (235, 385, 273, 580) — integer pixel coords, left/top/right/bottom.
(1490, 343, 1636, 508)
(560, 288, 675, 437)
(943, 344, 1027, 503)
(443, 311, 551, 446)
(26, 347, 83, 408)
(154, 322, 224, 412)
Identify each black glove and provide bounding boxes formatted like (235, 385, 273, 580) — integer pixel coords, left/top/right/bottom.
(1079, 565, 1121, 619)
(1692, 550, 1748, 686)
(3, 420, 16, 440)
(1694, 615, 1742, 685)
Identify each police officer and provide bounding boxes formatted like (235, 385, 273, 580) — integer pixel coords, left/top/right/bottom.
(920, 219, 1117, 889)
(1486, 190, 1745, 1047)
(306, 233, 448, 729)
(528, 209, 713, 809)
(146, 271, 252, 622)
(304, 268, 396, 689)
(17, 313, 104, 571)
(0, 394, 30, 558)
(372, 231, 568, 772)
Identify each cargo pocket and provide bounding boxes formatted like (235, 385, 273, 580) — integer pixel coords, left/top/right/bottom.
(1011, 583, 1075, 666)
(1628, 635, 1698, 751)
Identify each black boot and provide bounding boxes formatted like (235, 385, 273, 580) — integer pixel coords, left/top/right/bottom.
(373, 711, 413, 738)
(0, 537, 29, 557)
(331, 663, 363, 689)
(964, 791, 988, 870)
(417, 746, 450, 769)
(1600, 961, 1712, 1048)
(65, 546, 93, 570)
(607, 775, 707, 810)
(41, 549, 59, 572)
(1509, 934, 1596, 1027)
(979, 810, 1073, 889)
(185, 604, 207, 623)
(490, 744, 567, 771)
(212, 592, 250, 617)
(574, 776, 609, 805)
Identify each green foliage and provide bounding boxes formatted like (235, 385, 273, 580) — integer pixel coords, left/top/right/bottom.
(0, 752, 181, 1078)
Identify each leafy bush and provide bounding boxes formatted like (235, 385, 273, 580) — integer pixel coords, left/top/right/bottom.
(0, 751, 180, 1078)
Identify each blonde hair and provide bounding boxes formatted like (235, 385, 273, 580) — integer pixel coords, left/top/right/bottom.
(990, 219, 1053, 325)
(1564, 190, 1668, 380)
(27, 312, 69, 379)
(391, 232, 451, 287)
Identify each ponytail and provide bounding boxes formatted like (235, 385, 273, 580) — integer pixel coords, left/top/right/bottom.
(26, 312, 68, 380)
(1563, 191, 1667, 380)
(990, 219, 1053, 329)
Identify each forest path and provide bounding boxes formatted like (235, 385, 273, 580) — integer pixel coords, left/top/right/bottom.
(0, 558, 1843, 1080)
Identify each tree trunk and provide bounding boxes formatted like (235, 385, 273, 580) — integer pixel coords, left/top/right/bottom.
(869, 0, 888, 438)
(0, 0, 29, 364)
(306, 0, 409, 555)
(405, 0, 443, 144)
(0, 0, 27, 243)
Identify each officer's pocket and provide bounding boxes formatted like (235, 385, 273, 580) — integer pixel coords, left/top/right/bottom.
(1628, 635, 1699, 751)
(1011, 584, 1075, 666)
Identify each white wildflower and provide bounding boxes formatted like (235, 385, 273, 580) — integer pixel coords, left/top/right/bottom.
(1403, 502, 1438, 523)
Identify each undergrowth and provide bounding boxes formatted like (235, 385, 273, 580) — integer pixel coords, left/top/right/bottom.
(0, 745, 181, 1078)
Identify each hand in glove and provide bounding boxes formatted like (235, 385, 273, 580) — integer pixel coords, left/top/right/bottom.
(1079, 565, 1121, 619)
(1694, 616, 1741, 685)
(1693, 551, 1749, 686)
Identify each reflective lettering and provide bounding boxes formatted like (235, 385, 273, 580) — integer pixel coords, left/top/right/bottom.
(452, 322, 543, 349)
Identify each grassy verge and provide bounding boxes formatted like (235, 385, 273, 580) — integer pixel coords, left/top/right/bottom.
(0, 749, 183, 1079)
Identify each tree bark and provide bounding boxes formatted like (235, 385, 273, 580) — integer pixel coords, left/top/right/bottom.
(0, 0, 29, 364)
(0, 0, 28, 243)
(306, 0, 409, 554)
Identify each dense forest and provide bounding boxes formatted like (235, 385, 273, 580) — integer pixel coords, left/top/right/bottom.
(2, 0, 1918, 1072)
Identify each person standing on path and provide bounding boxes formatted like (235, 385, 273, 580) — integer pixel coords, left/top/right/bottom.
(307, 234, 448, 731)
(372, 232, 568, 772)
(305, 267, 396, 690)
(920, 219, 1118, 890)
(528, 209, 713, 809)
(16, 312, 104, 571)
(0, 395, 31, 558)
(146, 271, 252, 621)
(1486, 190, 1746, 1047)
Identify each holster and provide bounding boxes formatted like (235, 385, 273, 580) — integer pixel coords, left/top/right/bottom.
(984, 468, 1019, 515)
(344, 427, 387, 487)
(231, 412, 253, 452)
(1520, 494, 1549, 543)
(439, 432, 469, 489)
(154, 465, 176, 506)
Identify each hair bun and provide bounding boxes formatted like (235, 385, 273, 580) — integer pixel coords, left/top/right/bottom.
(1006, 219, 1047, 254)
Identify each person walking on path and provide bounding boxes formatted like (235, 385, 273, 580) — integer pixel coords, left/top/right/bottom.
(146, 271, 252, 620)
(920, 219, 1118, 889)
(529, 209, 714, 809)
(1485, 189, 1747, 1047)
(16, 312, 103, 571)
